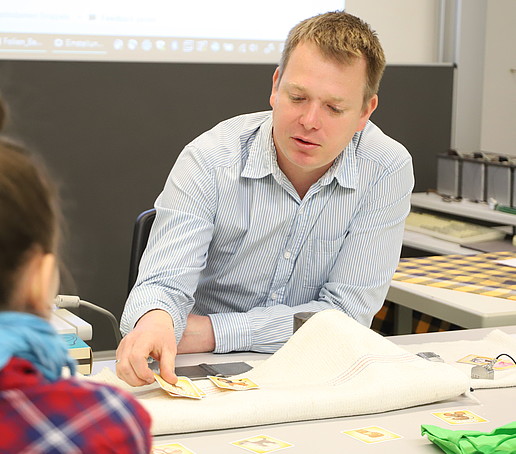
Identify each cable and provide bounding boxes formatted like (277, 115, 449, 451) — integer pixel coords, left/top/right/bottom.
(496, 353, 516, 364)
(54, 295, 122, 346)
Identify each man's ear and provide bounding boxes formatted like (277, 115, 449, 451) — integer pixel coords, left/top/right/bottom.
(356, 94, 378, 132)
(27, 253, 58, 318)
(269, 67, 280, 108)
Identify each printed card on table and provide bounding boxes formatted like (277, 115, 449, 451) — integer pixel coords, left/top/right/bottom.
(493, 360, 516, 370)
(457, 354, 516, 370)
(230, 435, 293, 453)
(154, 373, 204, 399)
(457, 354, 494, 366)
(342, 426, 402, 444)
(151, 442, 196, 454)
(208, 376, 259, 390)
(432, 410, 488, 425)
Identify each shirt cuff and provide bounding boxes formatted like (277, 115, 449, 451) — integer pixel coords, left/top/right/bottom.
(121, 288, 187, 344)
(208, 312, 252, 353)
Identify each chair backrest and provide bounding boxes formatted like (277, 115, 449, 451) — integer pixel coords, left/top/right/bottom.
(127, 208, 156, 296)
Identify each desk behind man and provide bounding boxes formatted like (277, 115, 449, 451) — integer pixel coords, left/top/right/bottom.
(116, 10, 414, 387)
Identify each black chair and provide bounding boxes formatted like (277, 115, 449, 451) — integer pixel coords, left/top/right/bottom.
(127, 208, 156, 296)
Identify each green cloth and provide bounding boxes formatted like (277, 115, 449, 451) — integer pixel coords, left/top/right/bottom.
(421, 421, 516, 454)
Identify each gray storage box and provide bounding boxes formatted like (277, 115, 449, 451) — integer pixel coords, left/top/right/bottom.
(461, 152, 487, 202)
(437, 152, 462, 198)
(486, 156, 513, 206)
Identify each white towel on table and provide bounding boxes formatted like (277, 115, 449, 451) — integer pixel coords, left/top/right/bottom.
(87, 310, 469, 435)
(401, 329, 516, 389)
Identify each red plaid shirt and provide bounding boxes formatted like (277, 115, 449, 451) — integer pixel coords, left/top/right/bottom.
(0, 357, 152, 453)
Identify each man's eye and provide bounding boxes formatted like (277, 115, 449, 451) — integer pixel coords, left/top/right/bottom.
(289, 95, 304, 102)
(328, 105, 343, 114)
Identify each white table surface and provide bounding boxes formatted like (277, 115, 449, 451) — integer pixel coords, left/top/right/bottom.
(93, 326, 516, 453)
(403, 230, 479, 255)
(387, 280, 516, 335)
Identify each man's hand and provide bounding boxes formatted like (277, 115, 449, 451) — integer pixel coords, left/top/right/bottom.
(177, 313, 215, 354)
(116, 309, 177, 386)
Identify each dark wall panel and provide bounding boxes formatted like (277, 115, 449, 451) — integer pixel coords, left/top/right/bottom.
(0, 61, 453, 350)
(373, 64, 454, 193)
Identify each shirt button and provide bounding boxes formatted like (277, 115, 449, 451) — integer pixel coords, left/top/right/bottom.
(284, 251, 291, 259)
(271, 293, 277, 300)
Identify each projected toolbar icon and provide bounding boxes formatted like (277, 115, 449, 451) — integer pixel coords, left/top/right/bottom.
(113, 39, 124, 50)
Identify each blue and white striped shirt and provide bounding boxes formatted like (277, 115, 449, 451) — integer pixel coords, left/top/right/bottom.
(121, 111, 414, 353)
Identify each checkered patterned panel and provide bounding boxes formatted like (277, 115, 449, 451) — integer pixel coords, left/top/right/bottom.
(393, 251, 516, 301)
(372, 251, 516, 335)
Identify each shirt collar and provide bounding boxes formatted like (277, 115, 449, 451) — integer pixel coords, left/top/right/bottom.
(242, 114, 360, 190)
(241, 114, 276, 179)
(324, 132, 360, 189)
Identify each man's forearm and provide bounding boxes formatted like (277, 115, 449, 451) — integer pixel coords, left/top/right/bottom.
(177, 314, 215, 354)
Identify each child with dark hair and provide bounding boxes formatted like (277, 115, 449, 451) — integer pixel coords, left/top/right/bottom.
(0, 98, 152, 453)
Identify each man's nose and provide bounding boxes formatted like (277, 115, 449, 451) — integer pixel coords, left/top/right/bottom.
(299, 103, 321, 130)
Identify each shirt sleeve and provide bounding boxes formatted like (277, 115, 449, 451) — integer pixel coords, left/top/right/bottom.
(209, 155, 414, 353)
(120, 144, 217, 342)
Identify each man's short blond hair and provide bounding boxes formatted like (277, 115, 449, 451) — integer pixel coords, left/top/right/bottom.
(279, 11, 386, 107)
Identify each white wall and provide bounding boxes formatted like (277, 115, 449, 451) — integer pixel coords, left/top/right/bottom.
(480, 0, 516, 156)
(449, 0, 487, 154)
(347, 0, 513, 159)
(346, 0, 440, 64)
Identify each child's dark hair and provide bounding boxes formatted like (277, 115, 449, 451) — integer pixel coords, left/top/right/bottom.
(0, 98, 60, 304)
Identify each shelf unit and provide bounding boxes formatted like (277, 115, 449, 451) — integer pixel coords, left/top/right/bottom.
(411, 192, 516, 226)
(403, 192, 516, 255)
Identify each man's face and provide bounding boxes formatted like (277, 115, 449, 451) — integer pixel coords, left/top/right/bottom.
(270, 41, 378, 182)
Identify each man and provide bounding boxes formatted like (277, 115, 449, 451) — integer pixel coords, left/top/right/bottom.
(117, 11, 414, 387)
